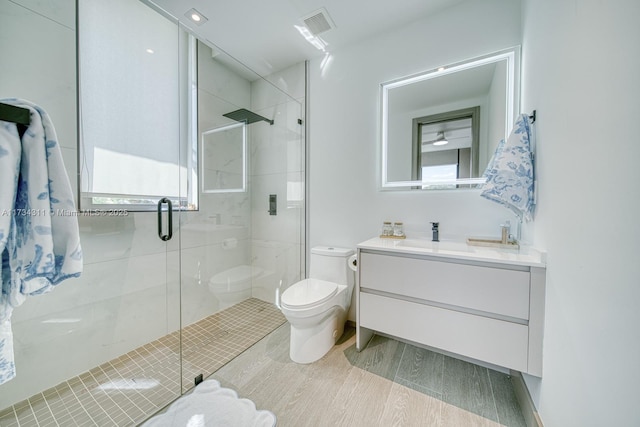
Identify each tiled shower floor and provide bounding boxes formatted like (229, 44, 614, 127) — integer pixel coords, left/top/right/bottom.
(0, 298, 285, 427)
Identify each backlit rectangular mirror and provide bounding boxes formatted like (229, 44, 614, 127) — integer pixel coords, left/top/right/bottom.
(381, 47, 520, 190)
(201, 122, 247, 193)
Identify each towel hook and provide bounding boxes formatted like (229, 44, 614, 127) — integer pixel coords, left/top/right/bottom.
(529, 110, 536, 123)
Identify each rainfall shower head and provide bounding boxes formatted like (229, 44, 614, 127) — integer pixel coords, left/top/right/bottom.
(223, 108, 274, 125)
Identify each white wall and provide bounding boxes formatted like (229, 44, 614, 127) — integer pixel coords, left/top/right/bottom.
(308, 0, 523, 320)
(520, 0, 640, 426)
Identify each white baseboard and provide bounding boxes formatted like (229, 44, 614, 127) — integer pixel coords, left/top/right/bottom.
(510, 371, 544, 427)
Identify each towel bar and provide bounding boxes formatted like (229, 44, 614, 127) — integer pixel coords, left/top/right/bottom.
(0, 102, 31, 125)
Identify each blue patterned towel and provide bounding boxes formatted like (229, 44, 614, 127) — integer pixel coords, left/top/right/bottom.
(480, 114, 535, 221)
(0, 99, 82, 385)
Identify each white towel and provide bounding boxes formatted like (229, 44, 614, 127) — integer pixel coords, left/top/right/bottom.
(480, 114, 535, 221)
(0, 98, 82, 385)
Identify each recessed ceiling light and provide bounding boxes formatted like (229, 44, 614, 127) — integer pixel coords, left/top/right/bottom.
(185, 8, 208, 26)
(145, 48, 154, 54)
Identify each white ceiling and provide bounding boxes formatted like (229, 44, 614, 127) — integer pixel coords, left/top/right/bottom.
(151, 0, 466, 77)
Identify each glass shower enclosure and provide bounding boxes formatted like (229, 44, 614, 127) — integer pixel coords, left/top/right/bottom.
(0, 0, 305, 424)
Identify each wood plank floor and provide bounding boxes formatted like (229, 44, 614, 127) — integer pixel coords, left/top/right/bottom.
(212, 324, 527, 427)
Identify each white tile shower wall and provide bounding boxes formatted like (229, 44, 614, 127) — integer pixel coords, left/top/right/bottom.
(0, 0, 78, 198)
(193, 40, 255, 319)
(250, 63, 305, 302)
(177, 234, 251, 325)
(197, 42, 251, 111)
(197, 39, 253, 231)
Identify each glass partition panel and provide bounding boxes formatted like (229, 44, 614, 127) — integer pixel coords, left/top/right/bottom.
(0, 0, 184, 424)
(177, 41, 305, 393)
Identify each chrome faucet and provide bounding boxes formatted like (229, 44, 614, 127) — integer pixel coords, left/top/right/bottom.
(431, 222, 439, 242)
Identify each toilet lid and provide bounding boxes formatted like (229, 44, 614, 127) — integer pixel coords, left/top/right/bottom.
(281, 279, 338, 309)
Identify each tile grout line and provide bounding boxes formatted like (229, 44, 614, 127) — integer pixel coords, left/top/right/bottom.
(51, 384, 79, 426)
(11, 404, 21, 427)
(82, 372, 125, 424)
(85, 369, 126, 426)
(64, 379, 99, 426)
(37, 391, 61, 427)
(92, 367, 125, 420)
(25, 396, 42, 427)
(106, 352, 160, 410)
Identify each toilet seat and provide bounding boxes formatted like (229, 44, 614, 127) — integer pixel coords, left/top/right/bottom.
(281, 279, 338, 310)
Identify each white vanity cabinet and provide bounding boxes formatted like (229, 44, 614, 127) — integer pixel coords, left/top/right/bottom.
(356, 240, 546, 377)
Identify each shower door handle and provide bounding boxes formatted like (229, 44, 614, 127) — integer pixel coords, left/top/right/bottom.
(157, 197, 173, 241)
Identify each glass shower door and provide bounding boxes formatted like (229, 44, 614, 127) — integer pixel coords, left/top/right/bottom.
(177, 41, 305, 393)
(0, 0, 187, 423)
(67, 0, 187, 421)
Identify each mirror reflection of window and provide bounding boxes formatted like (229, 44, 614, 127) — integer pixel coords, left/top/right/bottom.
(421, 165, 458, 190)
(412, 107, 480, 186)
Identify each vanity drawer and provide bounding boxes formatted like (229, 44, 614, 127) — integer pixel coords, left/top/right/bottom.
(359, 252, 530, 320)
(359, 292, 529, 372)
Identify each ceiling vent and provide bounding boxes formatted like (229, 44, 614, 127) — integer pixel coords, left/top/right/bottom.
(300, 7, 336, 36)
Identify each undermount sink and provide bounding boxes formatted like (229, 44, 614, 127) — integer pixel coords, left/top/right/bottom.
(466, 237, 520, 250)
(395, 238, 472, 252)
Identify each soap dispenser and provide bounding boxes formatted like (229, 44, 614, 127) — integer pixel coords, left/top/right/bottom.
(501, 220, 511, 244)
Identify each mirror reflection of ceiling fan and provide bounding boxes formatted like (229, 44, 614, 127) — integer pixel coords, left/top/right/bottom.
(422, 130, 468, 146)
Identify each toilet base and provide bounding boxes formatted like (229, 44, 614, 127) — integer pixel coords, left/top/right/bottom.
(289, 307, 346, 364)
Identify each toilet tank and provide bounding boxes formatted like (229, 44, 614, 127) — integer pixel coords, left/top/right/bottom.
(309, 246, 354, 287)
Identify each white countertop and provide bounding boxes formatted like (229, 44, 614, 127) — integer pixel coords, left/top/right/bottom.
(357, 237, 546, 268)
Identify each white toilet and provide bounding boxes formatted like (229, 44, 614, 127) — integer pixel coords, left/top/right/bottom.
(278, 246, 356, 364)
(209, 265, 264, 309)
